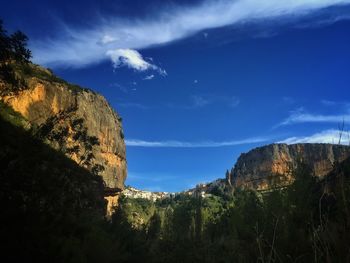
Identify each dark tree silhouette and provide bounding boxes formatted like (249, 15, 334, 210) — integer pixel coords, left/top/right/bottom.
(36, 108, 105, 176)
(0, 20, 31, 63)
(0, 19, 32, 94)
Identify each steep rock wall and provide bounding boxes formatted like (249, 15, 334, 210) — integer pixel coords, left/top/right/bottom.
(228, 143, 350, 191)
(1, 70, 127, 190)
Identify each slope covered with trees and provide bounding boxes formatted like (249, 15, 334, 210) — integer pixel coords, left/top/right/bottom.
(112, 160, 350, 262)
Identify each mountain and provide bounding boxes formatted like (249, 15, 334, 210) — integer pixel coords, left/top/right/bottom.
(227, 143, 350, 191)
(0, 63, 127, 216)
(0, 64, 126, 185)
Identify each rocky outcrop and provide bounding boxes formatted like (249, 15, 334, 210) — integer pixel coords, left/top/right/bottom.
(0, 65, 127, 191)
(228, 143, 350, 191)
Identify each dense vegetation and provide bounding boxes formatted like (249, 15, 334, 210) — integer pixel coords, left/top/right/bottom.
(110, 161, 350, 263)
(0, 19, 32, 94)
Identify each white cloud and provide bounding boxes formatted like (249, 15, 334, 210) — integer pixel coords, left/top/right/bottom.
(192, 95, 211, 108)
(143, 74, 155, 80)
(125, 136, 268, 148)
(106, 49, 166, 75)
(278, 129, 350, 145)
(276, 108, 350, 127)
(107, 49, 150, 71)
(31, 0, 350, 67)
(100, 35, 118, 44)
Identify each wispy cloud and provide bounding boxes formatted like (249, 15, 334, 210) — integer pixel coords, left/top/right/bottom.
(276, 108, 350, 127)
(278, 129, 350, 145)
(320, 99, 350, 107)
(143, 74, 155, 80)
(192, 95, 211, 108)
(320, 99, 337, 106)
(100, 35, 118, 45)
(125, 136, 268, 148)
(31, 0, 350, 67)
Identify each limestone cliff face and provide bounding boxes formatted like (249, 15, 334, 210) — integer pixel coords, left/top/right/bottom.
(1, 66, 127, 190)
(228, 143, 350, 191)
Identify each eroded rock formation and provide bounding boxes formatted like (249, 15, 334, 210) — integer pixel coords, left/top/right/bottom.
(0, 65, 127, 191)
(228, 143, 350, 191)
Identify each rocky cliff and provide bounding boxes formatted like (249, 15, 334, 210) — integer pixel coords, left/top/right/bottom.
(228, 143, 350, 191)
(0, 64, 127, 191)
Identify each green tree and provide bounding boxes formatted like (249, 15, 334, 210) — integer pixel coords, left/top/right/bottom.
(147, 212, 161, 240)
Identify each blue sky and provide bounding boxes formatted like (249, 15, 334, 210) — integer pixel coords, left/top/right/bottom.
(2, 0, 350, 192)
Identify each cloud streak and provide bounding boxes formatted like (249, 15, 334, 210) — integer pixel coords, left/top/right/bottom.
(276, 108, 350, 127)
(31, 0, 350, 67)
(143, 74, 155, 80)
(125, 137, 268, 148)
(278, 129, 350, 145)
